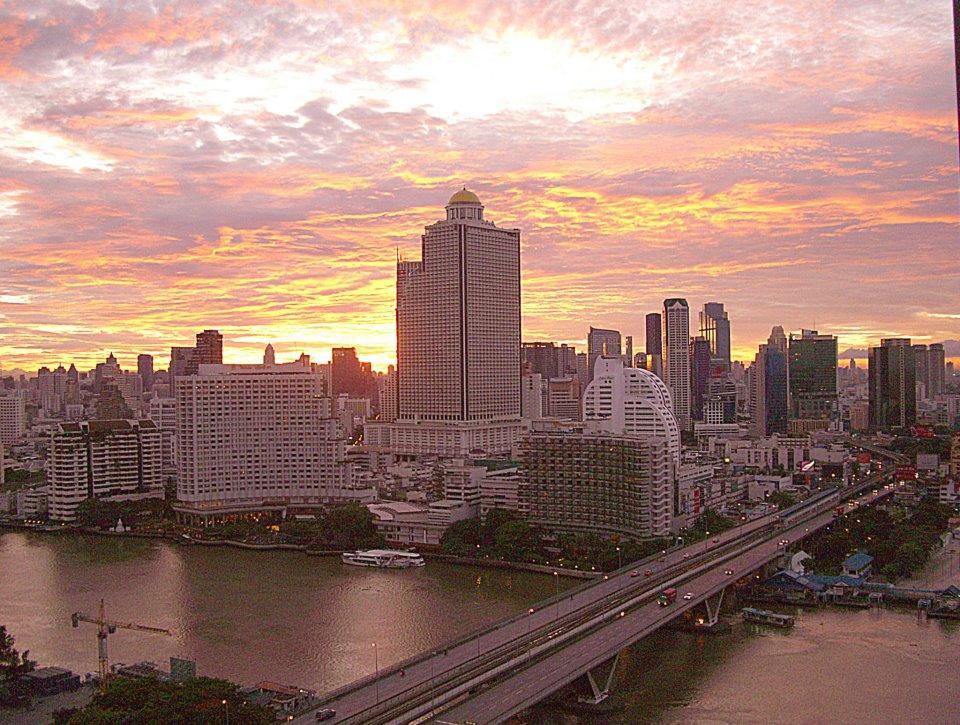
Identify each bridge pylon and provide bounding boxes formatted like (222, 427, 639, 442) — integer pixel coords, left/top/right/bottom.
(578, 650, 622, 705)
(701, 587, 727, 627)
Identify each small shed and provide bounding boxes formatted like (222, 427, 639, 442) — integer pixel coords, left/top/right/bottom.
(842, 550, 874, 578)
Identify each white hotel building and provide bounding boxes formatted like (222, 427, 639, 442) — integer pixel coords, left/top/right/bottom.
(366, 189, 523, 456)
(173, 361, 371, 525)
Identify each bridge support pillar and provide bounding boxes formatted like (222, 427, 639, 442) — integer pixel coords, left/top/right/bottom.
(702, 587, 727, 627)
(578, 651, 621, 705)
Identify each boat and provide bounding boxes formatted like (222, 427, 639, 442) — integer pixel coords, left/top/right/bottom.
(341, 549, 426, 568)
(742, 607, 795, 628)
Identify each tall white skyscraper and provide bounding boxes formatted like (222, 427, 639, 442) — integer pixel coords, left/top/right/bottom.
(663, 298, 691, 431)
(582, 356, 681, 466)
(0, 394, 25, 446)
(367, 189, 522, 456)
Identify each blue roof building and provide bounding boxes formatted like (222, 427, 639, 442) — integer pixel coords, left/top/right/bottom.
(842, 550, 874, 578)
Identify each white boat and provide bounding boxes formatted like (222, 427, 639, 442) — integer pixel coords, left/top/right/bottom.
(341, 549, 426, 568)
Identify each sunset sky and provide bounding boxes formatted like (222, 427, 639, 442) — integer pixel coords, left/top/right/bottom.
(0, 0, 957, 373)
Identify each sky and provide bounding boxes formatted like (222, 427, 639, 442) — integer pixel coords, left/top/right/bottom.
(0, 0, 957, 373)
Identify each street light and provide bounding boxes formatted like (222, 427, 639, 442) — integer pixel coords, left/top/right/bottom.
(373, 642, 380, 704)
(222, 699, 229, 725)
(616, 546, 622, 569)
(553, 571, 560, 620)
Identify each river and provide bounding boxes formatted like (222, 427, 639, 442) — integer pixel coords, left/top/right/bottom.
(1, 532, 957, 723)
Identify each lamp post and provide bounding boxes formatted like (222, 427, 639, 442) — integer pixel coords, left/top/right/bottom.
(221, 699, 229, 725)
(616, 546, 622, 569)
(553, 571, 560, 620)
(373, 642, 379, 704)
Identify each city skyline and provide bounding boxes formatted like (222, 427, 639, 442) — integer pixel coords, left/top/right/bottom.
(1, 1, 958, 372)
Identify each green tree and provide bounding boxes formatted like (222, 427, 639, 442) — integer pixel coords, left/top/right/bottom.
(313, 503, 384, 550)
(440, 518, 482, 556)
(62, 675, 273, 724)
(0, 625, 35, 708)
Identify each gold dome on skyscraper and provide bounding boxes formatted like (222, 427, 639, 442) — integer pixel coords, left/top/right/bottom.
(448, 187, 481, 205)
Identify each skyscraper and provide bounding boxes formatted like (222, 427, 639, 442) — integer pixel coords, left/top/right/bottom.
(751, 327, 789, 436)
(263, 344, 276, 365)
(699, 302, 731, 370)
(521, 342, 559, 380)
(689, 336, 712, 421)
(137, 354, 154, 391)
(929, 343, 946, 397)
(869, 338, 916, 429)
(913, 343, 930, 399)
(788, 329, 838, 431)
(195, 329, 223, 365)
(662, 298, 691, 430)
(645, 312, 662, 378)
(370, 189, 521, 455)
(587, 327, 621, 382)
(331, 347, 371, 399)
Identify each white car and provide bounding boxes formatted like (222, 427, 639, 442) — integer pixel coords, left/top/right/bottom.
(724, 569, 733, 576)
(683, 592, 694, 600)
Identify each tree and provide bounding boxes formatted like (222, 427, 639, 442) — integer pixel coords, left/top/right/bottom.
(768, 491, 796, 511)
(440, 518, 482, 556)
(61, 675, 274, 724)
(313, 503, 384, 550)
(0, 625, 35, 708)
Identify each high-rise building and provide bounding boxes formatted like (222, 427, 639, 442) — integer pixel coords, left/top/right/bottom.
(645, 313, 663, 378)
(148, 396, 177, 469)
(521, 342, 559, 380)
(0, 394, 26, 445)
(49, 419, 162, 522)
(582, 356, 680, 466)
(869, 338, 916, 429)
(662, 299, 691, 430)
(174, 360, 361, 525)
(689, 336, 712, 421)
(169, 346, 198, 390)
(331, 347, 372, 399)
(520, 373, 544, 420)
(195, 329, 223, 365)
(788, 329, 838, 431)
(913, 344, 930, 400)
(546, 377, 582, 420)
(751, 327, 789, 436)
(263, 344, 276, 366)
(137, 354, 154, 392)
(929, 343, 946, 397)
(519, 426, 674, 538)
(377, 365, 398, 422)
(699, 302, 731, 370)
(624, 335, 634, 368)
(587, 327, 621, 382)
(367, 189, 522, 456)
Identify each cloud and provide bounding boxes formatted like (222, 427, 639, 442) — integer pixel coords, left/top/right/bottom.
(0, 0, 957, 370)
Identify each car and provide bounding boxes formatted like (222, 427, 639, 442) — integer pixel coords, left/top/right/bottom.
(630, 570, 640, 577)
(683, 592, 694, 600)
(316, 709, 336, 721)
(712, 537, 720, 544)
(683, 553, 691, 559)
(724, 569, 733, 576)
(644, 569, 653, 577)
(779, 539, 789, 545)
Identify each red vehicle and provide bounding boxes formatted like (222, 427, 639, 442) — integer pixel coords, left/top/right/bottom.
(658, 587, 678, 606)
(835, 505, 845, 518)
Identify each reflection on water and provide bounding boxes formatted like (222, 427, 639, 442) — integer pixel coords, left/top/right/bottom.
(0, 532, 554, 690)
(2, 532, 957, 723)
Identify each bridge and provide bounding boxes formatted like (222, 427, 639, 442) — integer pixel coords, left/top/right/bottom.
(297, 450, 902, 724)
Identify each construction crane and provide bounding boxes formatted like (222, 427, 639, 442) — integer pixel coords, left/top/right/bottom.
(71, 599, 172, 688)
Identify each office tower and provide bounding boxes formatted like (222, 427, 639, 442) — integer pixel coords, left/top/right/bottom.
(587, 327, 621, 382)
(519, 427, 674, 538)
(521, 342, 559, 380)
(557, 344, 578, 376)
(704, 377, 738, 424)
(520, 373, 544, 420)
(64, 364, 80, 406)
(366, 189, 521, 456)
(169, 346, 198, 390)
(93, 353, 121, 390)
(624, 335, 634, 368)
(751, 327, 789, 436)
(195, 329, 223, 365)
(662, 298, 691, 430)
(263, 344, 276, 365)
(868, 338, 917, 429)
(0, 394, 25, 445)
(575, 353, 589, 388)
(174, 360, 358, 525)
(37, 365, 66, 415)
(645, 313, 663, 378)
(689, 336, 712, 421)
(913, 344, 930, 400)
(699, 302, 731, 370)
(929, 343, 945, 397)
(788, 330, 838, 432)
(582, 356, 680, 465)
(48, 419, 162, 522)
(95, 384, 134, 420)
(115, 372, 144, 415)
(331, 347, 371, 399)
(148, 396, 177, 469)
(137, 354, 154, 392)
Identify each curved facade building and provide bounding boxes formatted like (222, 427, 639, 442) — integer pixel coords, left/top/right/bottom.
(582, 356, 681, 466)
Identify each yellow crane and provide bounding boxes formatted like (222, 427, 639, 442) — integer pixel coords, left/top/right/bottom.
(71, 599, 172, 688)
